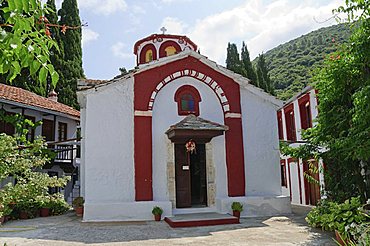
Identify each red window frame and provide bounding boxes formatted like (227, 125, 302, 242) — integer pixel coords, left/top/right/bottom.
(139, 44, 157, 64)
(277, 110, 284, 140)
(298, 93, 312, 130)
(174, 85, 201, 116)
(284, 103, 296, 142)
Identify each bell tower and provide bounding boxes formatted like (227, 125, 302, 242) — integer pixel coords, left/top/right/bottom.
(133, 28, 198, 65)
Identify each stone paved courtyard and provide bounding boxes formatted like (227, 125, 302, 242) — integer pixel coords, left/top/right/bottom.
(0, 206, 335, 246)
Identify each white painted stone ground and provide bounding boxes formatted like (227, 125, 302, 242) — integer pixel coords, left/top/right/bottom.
(0, 206, 335, 246)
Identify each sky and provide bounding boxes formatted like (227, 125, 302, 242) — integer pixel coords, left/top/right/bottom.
(56, 0, 343, 79)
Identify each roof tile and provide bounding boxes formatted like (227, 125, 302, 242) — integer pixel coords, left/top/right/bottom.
(0, 84, 80, 118)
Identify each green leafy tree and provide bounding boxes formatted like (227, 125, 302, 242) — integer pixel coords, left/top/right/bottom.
(58, 0, 84, 109)
(255, 53, 274, 94)
(240, 42, 257, 85)
(0, 0, 59, 93)
(0, 114, 70, 217)
(281, 0, 370, 203)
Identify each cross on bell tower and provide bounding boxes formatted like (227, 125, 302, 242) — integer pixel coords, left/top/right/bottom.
(160, 26, 167, 34)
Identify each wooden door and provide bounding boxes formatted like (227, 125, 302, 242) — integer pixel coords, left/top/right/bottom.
(190, 144, 207, 206)
(303, 161, 321, 206)
(175, 144, 191, 208)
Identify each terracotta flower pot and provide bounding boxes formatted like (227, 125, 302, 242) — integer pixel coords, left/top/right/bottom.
(335, 230, 346, 246)
(19, 211, 29, 220)
(154, 214, 161, 221)
(75, 206, 84, 217)
(233, 210, 241, 218)
(40, 208, 50, 217)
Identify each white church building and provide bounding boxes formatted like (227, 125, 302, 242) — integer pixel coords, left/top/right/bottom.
(77, 33, 291, 221)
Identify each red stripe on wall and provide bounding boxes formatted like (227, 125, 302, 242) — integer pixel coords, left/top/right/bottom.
(134, 116, 153, 201)
(224, 117, 246, 196)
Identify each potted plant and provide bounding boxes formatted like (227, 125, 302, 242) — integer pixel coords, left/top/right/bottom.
(37, 196, 51, 217)
(152, 206, 163, 221)
(72, 197, 84, 217)
(231, 202, 243, 218)
(0, 204, 13, 224)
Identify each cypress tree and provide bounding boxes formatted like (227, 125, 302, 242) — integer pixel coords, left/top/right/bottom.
(255, 53, 274, 95)
(58, 0, 84, 109)
(46, 0, 65, 95)
(240, 42, 257, 85)
(226, 43, 243, 74)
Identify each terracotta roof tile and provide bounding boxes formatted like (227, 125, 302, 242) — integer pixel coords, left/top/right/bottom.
(0, 84, 80, 118)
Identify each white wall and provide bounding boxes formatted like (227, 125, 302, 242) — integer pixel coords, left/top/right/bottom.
(0, 103, 78, 140)
(83, 78, 135, 204)
(241, 89, 281, 196)
(152, 76, 228, 201)
(289, 161, 300, 204)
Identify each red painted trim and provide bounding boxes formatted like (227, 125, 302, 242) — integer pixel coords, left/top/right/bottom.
(134, 34, 197, 54)
(134, 56, 244, 198)
(159, 41, 182, 58)
(284, 103, 296, 141)
(298, 93, 312, 130)
(164, 216, 239, 228)
(174, 85, 201, 116)
(134, 116, 153, 201)
(134, 56, 241, 113)
(225, 117, 246, 196)
(277, 110, 283, 140)
(139, 44, 157, 65)
(297, 160, 303, 204)
(287, 158, 294, 201)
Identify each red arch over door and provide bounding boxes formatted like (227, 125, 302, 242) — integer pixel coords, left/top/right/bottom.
(133, 55, 246, 201)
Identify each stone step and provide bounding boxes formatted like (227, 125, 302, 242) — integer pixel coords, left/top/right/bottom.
(164, 212, 239, 228)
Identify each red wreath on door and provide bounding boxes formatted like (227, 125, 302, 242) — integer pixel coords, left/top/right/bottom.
(185, 139, 196, 154)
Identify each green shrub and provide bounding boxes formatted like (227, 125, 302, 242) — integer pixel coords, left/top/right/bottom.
(49, 194, 71, 215)
(306, 197, 369, 237)
(231, 202, 243, 212)
(151, 206, 163, 215)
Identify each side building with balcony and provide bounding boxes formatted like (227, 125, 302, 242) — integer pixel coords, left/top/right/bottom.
(277, 86, 325, 206)
(0, 84, 80, 203)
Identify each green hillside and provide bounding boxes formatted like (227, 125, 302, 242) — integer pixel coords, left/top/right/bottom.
(255, 23, 351, 100)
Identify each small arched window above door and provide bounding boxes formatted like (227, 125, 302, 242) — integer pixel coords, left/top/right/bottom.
(174, 85, 201, 116)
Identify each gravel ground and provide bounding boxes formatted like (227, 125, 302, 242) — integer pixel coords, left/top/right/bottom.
(0, 205, 335, 246)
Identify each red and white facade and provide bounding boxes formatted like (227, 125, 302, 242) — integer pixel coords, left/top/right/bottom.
(78, 34, 291, 221)
(278, 86, 324, 206)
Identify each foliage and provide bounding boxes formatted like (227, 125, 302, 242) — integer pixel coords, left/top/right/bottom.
(306, 197, 368, 236)
(48, 193, 70, 215)
(0, 114, 70, 218)
(345, 220, 370, 245)
(226, 43, 244, 74)
(0, 0, 59, 93)
(72, 196, 84, 208)
(226, 42, 273, 94)
(255, 23, 351, 100)
(57, 0, 84, 109)
(231, 202, 243, 212)
(151, 206, 163, 215)
(255, 53, 274, 95)
(241, 42, 257, 85)
(280, 0, 370, 203)
(0, 203, 12, 217)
